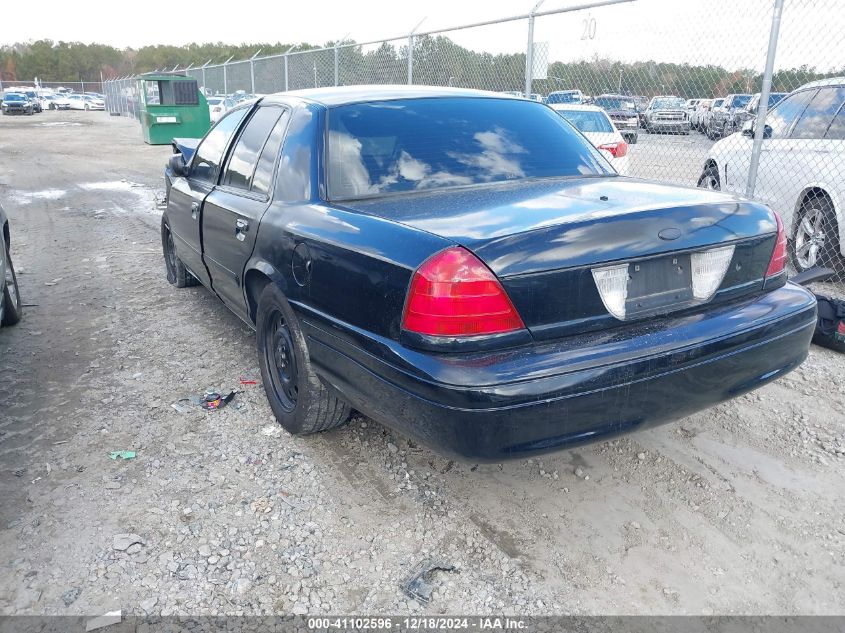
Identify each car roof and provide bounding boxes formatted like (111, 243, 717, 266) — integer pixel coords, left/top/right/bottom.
(548, 103, 605, 113)
(263, 85, 520, 107)
(794, 76, 845, 90)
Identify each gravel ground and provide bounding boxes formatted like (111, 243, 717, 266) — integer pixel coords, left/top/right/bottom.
(0, 110, 843, 618)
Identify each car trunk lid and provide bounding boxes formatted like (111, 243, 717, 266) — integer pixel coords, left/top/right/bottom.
(340, 177, 779, 337)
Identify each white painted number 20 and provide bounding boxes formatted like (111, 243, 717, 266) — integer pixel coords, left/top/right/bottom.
(581, 16, 597, 40)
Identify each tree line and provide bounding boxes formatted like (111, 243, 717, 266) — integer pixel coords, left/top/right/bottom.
(2, 37, 841, 98)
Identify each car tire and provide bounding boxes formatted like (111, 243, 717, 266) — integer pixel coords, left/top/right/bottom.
(161, 216, 198, 288)
(257, 283, 351, 436)
(697, 164, 721, 191)
(629, 133, 638, 145)
(1, 244, 22, 327)
(790, 195, 843, 272)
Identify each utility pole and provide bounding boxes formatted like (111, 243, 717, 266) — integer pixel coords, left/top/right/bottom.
(406, 18, 426, 85)
(747, 0, 785, 198)
(250, 49, 262, 94)
(525, 0, 546, 98)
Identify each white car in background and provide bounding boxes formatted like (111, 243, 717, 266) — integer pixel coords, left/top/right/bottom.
(699, 77, 845, 271)
(550, 103, 630, 174)
(66, 94, 104, 110)
(703, 98, 724, 135)
(207, 96, 234, 122)
(691, 98, 712, 131)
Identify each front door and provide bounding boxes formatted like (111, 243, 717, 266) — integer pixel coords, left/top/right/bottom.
(202, 106, 290, 317)
(167, 107, 249, 286)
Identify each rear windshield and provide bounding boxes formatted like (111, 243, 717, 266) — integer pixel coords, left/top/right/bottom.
(546, 92, 581, 104)
(594, 97, 635, 110)
(555, 109, 614, 133)
(327, 97, 611, 200)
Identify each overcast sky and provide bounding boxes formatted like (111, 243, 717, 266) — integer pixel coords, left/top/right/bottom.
(2, 0, 842, 72)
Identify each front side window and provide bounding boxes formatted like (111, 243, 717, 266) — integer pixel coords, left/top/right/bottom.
(766, 89, 816, 139)
(191, 108, 248, 183)
(327, 97, 612, 200)
(790, 87, 845, 139)
(222, 106, 286, 191)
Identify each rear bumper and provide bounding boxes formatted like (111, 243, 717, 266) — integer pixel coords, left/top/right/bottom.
(302, 283, 816, 461)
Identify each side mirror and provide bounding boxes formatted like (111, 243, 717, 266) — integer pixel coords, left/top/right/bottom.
(168, 153, 188, 178)
(741, 121, 773, 139)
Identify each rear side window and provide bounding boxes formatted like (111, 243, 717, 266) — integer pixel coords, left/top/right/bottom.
(252, 110, 291, 195)
(555, 109, 614, 133)
(825, 106, 845, 140)
(791, 87, 845, 139)
(191, 108, 248, 183)
(222, 106, 285, 192)
(327, 97, 611, 200)
(766, 89, 816, 139)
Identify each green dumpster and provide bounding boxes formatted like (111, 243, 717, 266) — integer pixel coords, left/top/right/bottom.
(137, 73, 211, 145)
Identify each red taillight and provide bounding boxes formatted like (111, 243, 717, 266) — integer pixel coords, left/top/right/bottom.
(402, 247, 525, 337)
(598, 140, 628, 158)
(766, 211, 787, 277)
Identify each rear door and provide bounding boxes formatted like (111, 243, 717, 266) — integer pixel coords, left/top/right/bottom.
(753, 89, 817, 213)
(167, 108, 248, 287)
(778, 85, 845, 197)
(202, 105, 290, 315)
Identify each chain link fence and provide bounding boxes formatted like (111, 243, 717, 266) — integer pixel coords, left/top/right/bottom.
(103, 0, 844, 290)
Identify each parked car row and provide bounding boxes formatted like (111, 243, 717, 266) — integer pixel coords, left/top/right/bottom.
(1, 89, 105, 115)
(690, 92, 788, 139)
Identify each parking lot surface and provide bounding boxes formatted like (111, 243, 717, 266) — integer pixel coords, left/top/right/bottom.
(0, 111, 843, 616)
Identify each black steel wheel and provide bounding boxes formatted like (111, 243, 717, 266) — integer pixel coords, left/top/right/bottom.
(161, 216, 197, 288)
(267, 310, 299, 412)
(256, 283, 350, 435)
(1, 245, 22, 326)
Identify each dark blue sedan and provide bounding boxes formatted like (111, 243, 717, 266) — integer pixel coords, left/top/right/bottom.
(161, 86, 816, 461)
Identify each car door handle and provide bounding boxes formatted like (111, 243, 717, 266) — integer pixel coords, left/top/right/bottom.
(235, 218, 249, 241)
(191, 202, 199, 219)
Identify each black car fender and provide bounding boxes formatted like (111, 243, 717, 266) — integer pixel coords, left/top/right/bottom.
(241, 257, 290, 326)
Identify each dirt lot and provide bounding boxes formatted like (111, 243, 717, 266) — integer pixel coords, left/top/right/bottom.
(0, 110, 843, 617)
